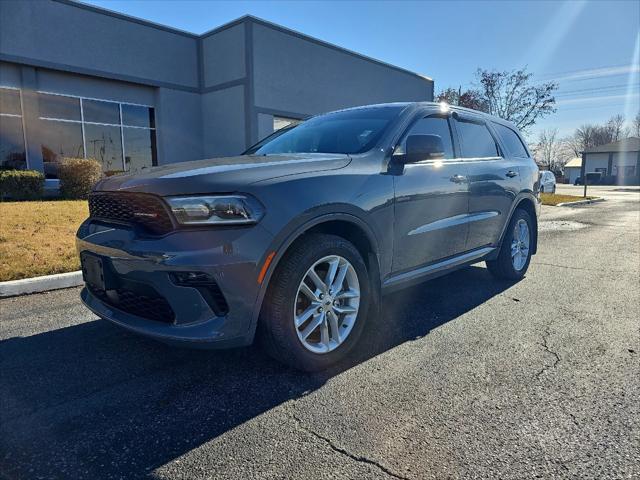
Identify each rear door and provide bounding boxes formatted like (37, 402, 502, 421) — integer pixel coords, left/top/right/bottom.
(453, 114, 521, 251)
(392, 113, 469, 273)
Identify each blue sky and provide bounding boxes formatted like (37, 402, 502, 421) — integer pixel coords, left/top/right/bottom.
(85, 0, 639, 139)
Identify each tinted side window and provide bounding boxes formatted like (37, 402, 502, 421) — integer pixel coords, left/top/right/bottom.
(399, 116, 455, 159)
(456, 120, 499, 158)
(493, 123, 529, 158)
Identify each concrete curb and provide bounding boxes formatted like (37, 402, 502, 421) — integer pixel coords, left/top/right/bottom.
(556, 197, 605, 208)
(0, 271, 83, 298)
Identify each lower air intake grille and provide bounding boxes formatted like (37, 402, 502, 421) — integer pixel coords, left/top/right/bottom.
(90, 286, 175, 324)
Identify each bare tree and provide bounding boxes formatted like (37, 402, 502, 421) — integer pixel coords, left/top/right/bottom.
(436, 87, 488, 112)
(436, 67, 558, 133)
(569, 115, 629, 154)
(533, 128, 565, 173)
(476, 68, 557, 132)
(633, 113, 640, 137)
(606, 114, 628, 141)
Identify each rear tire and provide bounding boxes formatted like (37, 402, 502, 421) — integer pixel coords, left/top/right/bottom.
(486, 209, 533, 280)
(259, 234, 370, 372)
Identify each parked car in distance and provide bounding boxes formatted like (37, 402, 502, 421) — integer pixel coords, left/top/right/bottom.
(574, 172, 603, 185)
(77, 102, 541, 371)
(539, 170, 556, 193)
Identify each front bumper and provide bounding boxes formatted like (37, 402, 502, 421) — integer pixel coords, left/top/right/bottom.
(76, 220, 274, 348)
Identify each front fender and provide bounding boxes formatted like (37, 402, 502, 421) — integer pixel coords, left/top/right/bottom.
(245, 209, 384, 342)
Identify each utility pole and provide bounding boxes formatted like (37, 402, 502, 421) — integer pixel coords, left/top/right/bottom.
(581, 152, 588, 197)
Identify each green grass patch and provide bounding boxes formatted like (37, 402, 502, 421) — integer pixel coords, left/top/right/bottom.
(0, 200, 88, 282)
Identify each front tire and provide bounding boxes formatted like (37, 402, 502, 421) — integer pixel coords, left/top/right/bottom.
(259, 234, 370, 372)
(486, 209, 533, 280)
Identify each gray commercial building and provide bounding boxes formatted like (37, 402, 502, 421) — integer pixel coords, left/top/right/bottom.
(0, 0, 433, 187)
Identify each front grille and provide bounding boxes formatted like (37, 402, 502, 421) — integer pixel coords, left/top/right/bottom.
(89, 192, 174, 235)
(90, 286, 175, 324)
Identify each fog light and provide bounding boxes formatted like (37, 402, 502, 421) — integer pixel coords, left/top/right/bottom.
(170, 271, 215, 286)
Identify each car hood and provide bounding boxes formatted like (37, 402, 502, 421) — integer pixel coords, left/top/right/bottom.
(94, 153, 351, 196)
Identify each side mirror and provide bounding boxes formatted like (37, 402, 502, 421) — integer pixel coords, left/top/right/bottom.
(401, 134, 445, 164)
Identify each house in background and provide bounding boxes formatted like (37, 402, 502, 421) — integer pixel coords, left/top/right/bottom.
(563, 157, 583, 184)
(0, 0, 433, 190)
(564, 137, 640, 185)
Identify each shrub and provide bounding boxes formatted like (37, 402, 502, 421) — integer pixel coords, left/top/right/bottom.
(58, 158, 103, 199)
(0, 169, 45, 200)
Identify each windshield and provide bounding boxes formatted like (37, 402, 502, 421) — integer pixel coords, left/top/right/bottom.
(248, 106, 404, 155)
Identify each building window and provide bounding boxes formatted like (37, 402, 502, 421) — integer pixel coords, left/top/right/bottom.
(38, 92, 156, 177)
(273, 116, 300, 131)
(0, 87, 27, 170)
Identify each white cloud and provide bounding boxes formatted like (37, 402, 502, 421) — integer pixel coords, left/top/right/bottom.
(552, 64, 640, 82)
(555, 92, 640, 106)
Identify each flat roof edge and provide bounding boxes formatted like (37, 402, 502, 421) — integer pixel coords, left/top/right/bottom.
(54, 0, 200, 38)
(242, 15, 432, 82)
(54, 2, 432, 83)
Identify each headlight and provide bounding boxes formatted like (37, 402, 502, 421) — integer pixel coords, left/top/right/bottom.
(165, 195, 264, 225)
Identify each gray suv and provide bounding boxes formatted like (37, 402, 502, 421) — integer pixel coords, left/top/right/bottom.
(77, 102, 540, 371)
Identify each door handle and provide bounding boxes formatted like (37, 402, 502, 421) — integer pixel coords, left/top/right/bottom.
(449, 174, 467, 183)
(505, 170, 519, 178)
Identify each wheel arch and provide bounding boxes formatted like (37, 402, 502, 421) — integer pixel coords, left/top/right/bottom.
(247, 213, 382, 341)
(496, 194, 539, 256)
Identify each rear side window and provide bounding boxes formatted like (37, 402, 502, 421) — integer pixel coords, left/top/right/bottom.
(455, 120, 499, 158)
(493, 123, 529, 158)
(397, 116, 455, 159)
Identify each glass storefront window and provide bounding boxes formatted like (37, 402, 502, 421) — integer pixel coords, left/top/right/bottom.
(83, 99, 120, 125)
(84, 124, 123, 173)
(0, 88, 22, 116)
(123, 127, 156, 172)
(0, 116, 26, 169)
(36, 92, 157, 177)
(122, 104, 155, 128)
(0, 87, 27, 170)
(38, 93, 81, 121)
(40, 119, 84, 178)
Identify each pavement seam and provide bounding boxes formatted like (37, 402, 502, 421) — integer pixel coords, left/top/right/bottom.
(535, 325, 561, 380)
(290, 413, 412, 480)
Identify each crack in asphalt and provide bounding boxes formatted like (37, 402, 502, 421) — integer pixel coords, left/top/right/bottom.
(536, 325, 561, 380)
(291, 414, 412, 480)
(565, 409, 580, 427)
(535, 262, 632, 273)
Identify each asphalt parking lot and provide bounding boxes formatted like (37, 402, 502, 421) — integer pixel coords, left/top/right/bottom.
(1, 188, 639, 480)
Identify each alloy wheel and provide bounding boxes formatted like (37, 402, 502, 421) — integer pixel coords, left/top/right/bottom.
(294, 255, 360, 354)
(511, 219, 530, 271)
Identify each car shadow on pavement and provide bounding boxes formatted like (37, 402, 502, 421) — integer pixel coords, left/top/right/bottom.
(0, 265, 517, 479)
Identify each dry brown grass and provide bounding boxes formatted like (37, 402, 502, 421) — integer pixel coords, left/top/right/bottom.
(0, 200, 88, 281)
(541, 193, 597, 206)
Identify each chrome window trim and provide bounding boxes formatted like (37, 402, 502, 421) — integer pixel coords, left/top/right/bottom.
(37, 90, 153, 109)
(39, 117, 155, 130)
(79, 98, 87, 159)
